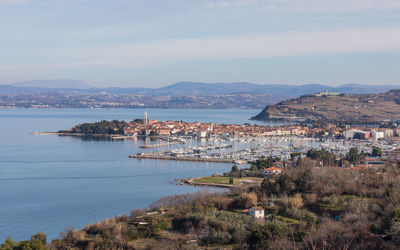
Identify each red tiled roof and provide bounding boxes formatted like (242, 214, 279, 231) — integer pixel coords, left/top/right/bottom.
(353, 165, 368, 171)
(264, 167, 282, 171)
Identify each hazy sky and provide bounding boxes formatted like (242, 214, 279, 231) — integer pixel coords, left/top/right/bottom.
(1, 0, 400, 87)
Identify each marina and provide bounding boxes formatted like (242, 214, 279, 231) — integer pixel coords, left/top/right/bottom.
(130, 136, 398, 163)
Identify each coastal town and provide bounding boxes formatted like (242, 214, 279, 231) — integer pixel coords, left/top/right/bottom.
(122, 112, 400, 140)
(58, 112, 400, 173)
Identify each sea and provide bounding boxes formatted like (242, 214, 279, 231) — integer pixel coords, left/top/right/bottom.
(0, 108, 262, 241)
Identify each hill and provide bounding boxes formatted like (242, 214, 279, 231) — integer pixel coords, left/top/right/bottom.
(4, 164, 400, 249)
(252, 90, 400, 123)
(151, 82, 399, 96)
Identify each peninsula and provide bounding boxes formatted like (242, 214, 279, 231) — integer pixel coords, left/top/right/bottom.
(252, 89, 400, 124)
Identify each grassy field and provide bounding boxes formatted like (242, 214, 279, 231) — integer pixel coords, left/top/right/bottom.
(193, 176, 264, 186)
(274, 215, 301, 225)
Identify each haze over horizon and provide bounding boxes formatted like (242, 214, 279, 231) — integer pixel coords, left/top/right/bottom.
(1, 0, 400, 88)
(3, 79, 400, 90)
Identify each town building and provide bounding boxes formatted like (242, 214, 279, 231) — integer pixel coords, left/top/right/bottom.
(264, 167, 283, 175)
(388, 148, 400, 162)
(371, 131, 385, 139)
(364, 158, 385, 167)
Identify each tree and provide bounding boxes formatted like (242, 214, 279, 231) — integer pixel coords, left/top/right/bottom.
(382, 206, 400, 233)
(249, 164, 258, 172)
(31, 232, 47, 245)
(306, 149, 336, 166)
(252, 156, 277, 170)
(1, 237, 16, 249)
(372, 146, 383, 157)
(295, 167, 313, 193)
(73, 120, 127, 135)
(231, 165, 239, 172)
(346, 147, 365, 164)
(0, 236, 46, 250)
(296, 157, 302, 167)
(290, 152, 301, 161)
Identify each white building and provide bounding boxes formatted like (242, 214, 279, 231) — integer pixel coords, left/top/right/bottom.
(249, 206, 264, 219)
(196, 131, 207, 138)
(343, 130, 357, 139)
(383, 129, 394, 138)
(371, 131, 384, 139)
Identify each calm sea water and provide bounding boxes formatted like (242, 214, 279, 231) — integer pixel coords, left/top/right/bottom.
(0, 108, 261, 241)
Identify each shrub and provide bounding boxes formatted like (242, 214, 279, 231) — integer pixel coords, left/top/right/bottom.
(155, 220, 170, 231)
(247, 221, 287, 250)
(282, 193, 303, 209)
(130, 209, 146, 219)
(1, 236, 46, 250)
(234, 192, 258, 209)
(61, 227, 86, 244)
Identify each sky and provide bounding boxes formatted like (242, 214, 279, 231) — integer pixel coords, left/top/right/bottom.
(0, 0, 400, 87)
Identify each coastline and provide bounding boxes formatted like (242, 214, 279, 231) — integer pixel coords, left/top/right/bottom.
(180, 176, 264, 189)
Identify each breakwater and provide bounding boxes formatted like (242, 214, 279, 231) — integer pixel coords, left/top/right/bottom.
(129, 154, 236, 163)
(139, 141, 182, 148)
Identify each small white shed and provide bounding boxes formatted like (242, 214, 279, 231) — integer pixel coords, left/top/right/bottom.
(249, 206, 264, 219)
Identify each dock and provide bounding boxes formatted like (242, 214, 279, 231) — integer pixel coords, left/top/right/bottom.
(180, 178, 235, 188)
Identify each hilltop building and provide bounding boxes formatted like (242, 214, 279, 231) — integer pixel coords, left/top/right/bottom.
(314, 91, 340, 97)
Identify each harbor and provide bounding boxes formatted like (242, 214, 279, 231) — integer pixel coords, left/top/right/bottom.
(130, 135, 398, 164)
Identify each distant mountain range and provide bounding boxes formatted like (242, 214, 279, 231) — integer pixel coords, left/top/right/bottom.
(8, 79, 92, 89)
(0, 80, 399, 97)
